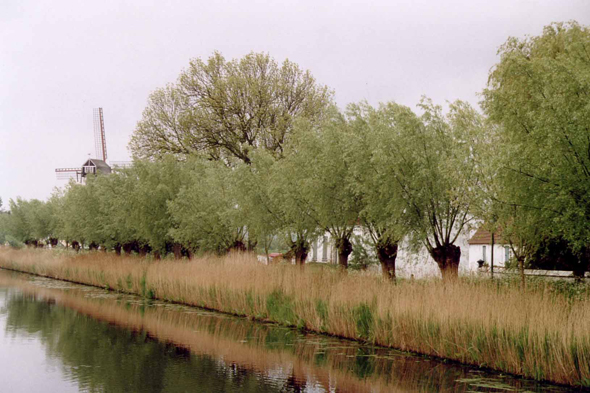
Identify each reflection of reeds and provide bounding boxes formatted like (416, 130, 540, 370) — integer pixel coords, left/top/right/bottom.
(1, 248, 589, 387)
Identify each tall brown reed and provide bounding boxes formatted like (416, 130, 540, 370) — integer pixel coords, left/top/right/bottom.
(0, 247, 589, 387)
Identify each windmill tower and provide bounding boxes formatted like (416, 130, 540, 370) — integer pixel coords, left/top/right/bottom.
(55, 108, 113, 183)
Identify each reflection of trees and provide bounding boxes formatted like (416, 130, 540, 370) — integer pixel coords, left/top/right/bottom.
(3, 291, 286, 393)
(0, 274, 559, 393)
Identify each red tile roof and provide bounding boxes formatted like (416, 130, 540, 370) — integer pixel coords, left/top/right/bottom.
(468, 226, 506, 245)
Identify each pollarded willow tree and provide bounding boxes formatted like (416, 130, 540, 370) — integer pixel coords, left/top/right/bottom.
(482, 21, 590, 271)
(372, 99, 484, 280)
(130, 51, 333, 164)
(232, 150, 320, 264)
(168, 159, 253, 255)
(4, 198, 35, 245)
(346, 102, 411, 280)
(125, 158, 187, 257)
(277, 109, 363, 269)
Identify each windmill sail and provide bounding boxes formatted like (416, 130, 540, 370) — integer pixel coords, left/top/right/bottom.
(93, 108, 107, 162)
(56, 107, 117, 183)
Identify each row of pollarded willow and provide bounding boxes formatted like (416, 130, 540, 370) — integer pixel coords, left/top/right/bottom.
(2, 22, 590, 280)
(0, 98, 483, 280)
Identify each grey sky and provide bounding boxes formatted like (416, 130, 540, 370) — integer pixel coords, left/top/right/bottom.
(1, 0, 589, 205)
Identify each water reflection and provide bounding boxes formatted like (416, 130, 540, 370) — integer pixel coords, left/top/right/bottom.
(0, 270, 578, 392)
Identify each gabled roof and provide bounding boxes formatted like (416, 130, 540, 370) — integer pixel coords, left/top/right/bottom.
(82, 159, 111, 175)
(468, 226, 506, 245)
(82, 158, 112, 177)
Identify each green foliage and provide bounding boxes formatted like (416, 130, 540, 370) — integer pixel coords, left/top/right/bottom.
(346, 102, 409, 262)
(354, 99, 484, 276)
(389, 100, 483, 252)
(276, 108, 362, 265)
(0, 212, 7, 245)
(126, 158, 186, 253)
(482, 22, 590, 253)
(353, 303, 374, 340)
(348, 234, 377, 271)
(130, 51, 333, 163)
(5, 235, 24, 249)
(265, 290, 296, 325)
(315, 299, 329, 330)
(168, 159, 250, 254)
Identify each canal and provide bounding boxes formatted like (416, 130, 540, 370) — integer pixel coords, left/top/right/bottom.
(0, 269, 578, 392)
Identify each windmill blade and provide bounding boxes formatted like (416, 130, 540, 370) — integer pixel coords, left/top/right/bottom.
(93, 108, 107, 161)
(110, 161, 133, 169)
(55, 168, 82, 181)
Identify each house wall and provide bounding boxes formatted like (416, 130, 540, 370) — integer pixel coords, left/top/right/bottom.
(467, 244, 511, 270)
(308, 227, 365, 264)
(306, 227, 478, 279)
(395, 231, 473, 279)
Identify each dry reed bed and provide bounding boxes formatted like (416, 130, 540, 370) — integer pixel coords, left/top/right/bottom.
(0, 247, 588, 387)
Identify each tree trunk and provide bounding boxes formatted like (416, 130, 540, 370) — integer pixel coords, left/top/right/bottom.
(573, 247, 589, 282)
(246, 239, 257, 252)
(153, 250, 161, 260)
(139, 244, 150, 257)
(173, 243, 182, 259)
(518, 256, 526, 290)
(290, 238, 309, 267)
(376, 240, 398, 281)
(335, 237, 353, 270)
(430, 244, 461, 281)
(72, 241, 80, 253)
(123, 242, 134, 255)
(229, 240, 246, 253)
(114, 244, 122, 256)
(295, 248, 308, 267)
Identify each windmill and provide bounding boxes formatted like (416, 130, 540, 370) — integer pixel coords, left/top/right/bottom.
(55, 108, 129, 182)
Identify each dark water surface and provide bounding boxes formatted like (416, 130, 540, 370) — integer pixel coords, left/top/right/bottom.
(0, 269, 579, 393)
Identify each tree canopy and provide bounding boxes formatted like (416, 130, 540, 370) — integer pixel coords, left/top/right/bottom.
(130, 52, 333, 164)
(482, 21, 590, 269)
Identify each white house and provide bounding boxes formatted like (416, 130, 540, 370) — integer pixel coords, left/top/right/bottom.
(306, 227, 475, 279)
(265, 224, 518, 279)
(467, 227, 511, 270)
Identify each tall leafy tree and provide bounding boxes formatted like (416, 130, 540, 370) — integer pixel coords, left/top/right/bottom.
(5, 198, 35, 244)
(234, 150, 320, 264)
(482, 21, 590, 272)
(126, 158, 186, 256)
(278, 109, 362, 268)
(130, 52, 333, 164)
(168, 159, 251, 254)
(372, 100, 483, 280)
(346, 102, 411, 280)
(93, 171, 140, 253)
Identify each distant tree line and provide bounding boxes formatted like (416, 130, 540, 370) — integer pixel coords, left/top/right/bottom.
(1, 22, 589, 281)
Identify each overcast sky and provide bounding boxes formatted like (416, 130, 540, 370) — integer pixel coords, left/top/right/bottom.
(1, 0, 589, 205)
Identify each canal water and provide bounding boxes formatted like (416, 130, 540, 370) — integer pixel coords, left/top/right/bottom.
(0, 269, 579, 392)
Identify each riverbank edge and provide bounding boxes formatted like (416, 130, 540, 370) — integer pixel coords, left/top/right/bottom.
(0, 262, 584, 391)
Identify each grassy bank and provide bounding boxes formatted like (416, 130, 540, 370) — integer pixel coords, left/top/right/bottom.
(1, 248, 589, 387)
